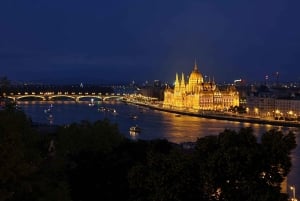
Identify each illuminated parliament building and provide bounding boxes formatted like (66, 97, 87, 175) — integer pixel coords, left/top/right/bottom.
(163, 62, 239, 111)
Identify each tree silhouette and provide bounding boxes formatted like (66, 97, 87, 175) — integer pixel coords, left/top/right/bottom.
(193, 127, 295, 201)
(0, 108, 71, 201)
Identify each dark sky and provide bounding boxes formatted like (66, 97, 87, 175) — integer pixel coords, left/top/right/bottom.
(1, 0, 300, 84)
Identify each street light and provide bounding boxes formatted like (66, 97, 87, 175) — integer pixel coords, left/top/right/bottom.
(290, 185, 297, 201)
(254, 107, 259, 117)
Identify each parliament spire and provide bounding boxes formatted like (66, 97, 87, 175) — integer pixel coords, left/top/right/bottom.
(194, 59, 198, 71)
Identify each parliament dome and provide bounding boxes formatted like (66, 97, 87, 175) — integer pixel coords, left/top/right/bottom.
(189, 61, 203, 83)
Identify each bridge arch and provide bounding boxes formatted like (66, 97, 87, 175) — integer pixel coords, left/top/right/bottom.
(16, 95, 46, 101)
(5, 96, 16, 101)
(76, 96, 103, 102)
(48, 95, 76, 101)
(103, 96, 124, 101)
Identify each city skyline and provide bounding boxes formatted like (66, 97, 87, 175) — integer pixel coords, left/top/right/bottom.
(1, 0, 300, 84)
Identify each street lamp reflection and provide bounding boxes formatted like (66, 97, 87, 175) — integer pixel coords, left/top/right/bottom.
(290, 185, 297, 201)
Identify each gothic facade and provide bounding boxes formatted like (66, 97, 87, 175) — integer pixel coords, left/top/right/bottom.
(163, 62, 239, 111)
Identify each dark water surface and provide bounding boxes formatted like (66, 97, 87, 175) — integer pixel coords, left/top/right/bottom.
(19, 101, 300, 198)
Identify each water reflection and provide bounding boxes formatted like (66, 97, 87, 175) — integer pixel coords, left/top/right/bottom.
(159, 111, 284, 143)
(129, 131, 139, 139)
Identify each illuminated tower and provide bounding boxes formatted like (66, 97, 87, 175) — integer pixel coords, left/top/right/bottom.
(188, 60, 203, 92)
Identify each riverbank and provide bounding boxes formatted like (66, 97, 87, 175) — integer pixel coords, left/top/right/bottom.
(124, 100, 300, 128)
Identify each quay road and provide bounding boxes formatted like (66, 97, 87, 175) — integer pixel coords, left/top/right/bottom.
(124, 98, 300, 128)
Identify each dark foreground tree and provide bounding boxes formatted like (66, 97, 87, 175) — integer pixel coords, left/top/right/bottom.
(0, 105, 71, 201)
(54, 119, 126, 201)
(128, 140, 200, 201)
(193, 127, 296, 201)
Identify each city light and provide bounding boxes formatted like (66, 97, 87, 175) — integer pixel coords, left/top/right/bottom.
(254, 107, 259, 116)
(290, 185, 297, 201)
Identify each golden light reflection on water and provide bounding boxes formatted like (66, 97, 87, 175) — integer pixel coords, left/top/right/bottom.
(158, 111, 291, 143)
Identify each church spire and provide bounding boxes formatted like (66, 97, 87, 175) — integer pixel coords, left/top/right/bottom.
(194, 59, 198, 71)
(180, 73, 186, 91)
(181, 73, 185, 85)
(174, 73, 180, 91)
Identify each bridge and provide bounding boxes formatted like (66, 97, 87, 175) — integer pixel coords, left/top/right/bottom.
(0, 84, 141, 102)
(3, 91, 125, 102)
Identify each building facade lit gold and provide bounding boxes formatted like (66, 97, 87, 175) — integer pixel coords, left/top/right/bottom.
(163, 62, 239, 111)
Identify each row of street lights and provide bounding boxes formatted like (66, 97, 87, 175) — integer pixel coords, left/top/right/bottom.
(251, 107, 298, 120)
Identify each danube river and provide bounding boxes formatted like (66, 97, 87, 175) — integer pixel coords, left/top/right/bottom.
(18, 100, 300, 198)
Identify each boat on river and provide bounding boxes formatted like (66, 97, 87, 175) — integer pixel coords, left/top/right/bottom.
(130, 114, 138, 119)
(130, 125, 141, 133)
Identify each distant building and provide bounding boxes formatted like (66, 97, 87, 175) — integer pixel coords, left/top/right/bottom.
(163, 62, 239, 111)
(140, 80, 165, 100)
(246, 85, 300, 120)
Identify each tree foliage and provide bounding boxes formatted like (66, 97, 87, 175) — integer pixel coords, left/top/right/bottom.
(193, 127, 296, 201)
(55, 119, 123, 156)
(128, 141, 200, 201)
(0, 106, 71, 201)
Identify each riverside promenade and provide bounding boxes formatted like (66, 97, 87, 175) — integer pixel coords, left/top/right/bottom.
(124, 99, 300, 128)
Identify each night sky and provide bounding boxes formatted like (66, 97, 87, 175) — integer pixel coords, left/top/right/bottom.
(1, 0, 300, 84)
